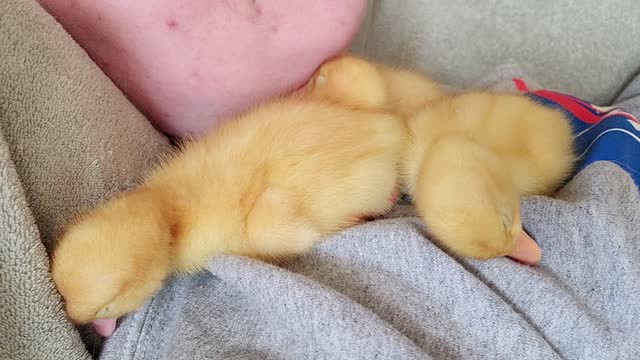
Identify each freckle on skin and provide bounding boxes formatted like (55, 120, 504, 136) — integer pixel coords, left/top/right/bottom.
(166, 18, 178, 30)
(253, 0, 262, 16)
(271, 24, 278, 32)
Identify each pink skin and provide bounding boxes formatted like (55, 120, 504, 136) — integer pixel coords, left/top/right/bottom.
(508, 231, 542, 266)
(91, 319, 117, 337)
(38, 0, 367, 137)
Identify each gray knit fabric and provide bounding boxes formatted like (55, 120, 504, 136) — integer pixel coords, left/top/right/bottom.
(351, 0, 640, 105)
(100, 162, 640, 359)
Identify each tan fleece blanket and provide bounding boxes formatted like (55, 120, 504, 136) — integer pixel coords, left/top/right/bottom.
(0, 1, 170, 358)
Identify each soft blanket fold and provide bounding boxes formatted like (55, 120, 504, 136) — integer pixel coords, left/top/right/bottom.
(100, 161, 640, 360)
(0, 0, 169, 358)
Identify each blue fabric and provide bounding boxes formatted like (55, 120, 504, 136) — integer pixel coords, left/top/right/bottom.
(525, 91, 640, 189)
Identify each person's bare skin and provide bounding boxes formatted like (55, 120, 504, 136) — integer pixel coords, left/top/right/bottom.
(37, 0, 367, 137)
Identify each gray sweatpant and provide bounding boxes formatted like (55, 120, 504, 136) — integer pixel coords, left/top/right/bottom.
(99, 74, 640, 359)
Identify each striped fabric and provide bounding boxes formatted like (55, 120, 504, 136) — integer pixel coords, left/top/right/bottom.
(514, 79, 640, 189)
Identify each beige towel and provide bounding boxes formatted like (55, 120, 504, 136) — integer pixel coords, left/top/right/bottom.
(0, 0, 170, 358)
